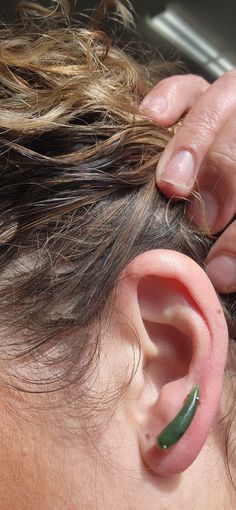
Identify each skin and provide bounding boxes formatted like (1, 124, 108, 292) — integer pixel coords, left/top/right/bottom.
(0, 389, 232, 510)
(1, 73, 236, 509)
(140, 71, 236, 293)
(0, 250, 235, 509)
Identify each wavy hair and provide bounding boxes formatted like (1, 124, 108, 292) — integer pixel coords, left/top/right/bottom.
(0, 0, 235, 482)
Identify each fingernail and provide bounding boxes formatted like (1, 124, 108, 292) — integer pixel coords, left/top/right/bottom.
(206, 254, 236, 292)
(158, 150, 196, 188)
(187, 191, 219, 230)
(140, 95, 168, 116)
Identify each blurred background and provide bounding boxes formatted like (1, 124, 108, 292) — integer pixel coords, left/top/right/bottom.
(1, 0, 236, 82)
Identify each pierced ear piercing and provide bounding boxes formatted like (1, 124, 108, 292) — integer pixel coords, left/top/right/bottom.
(156, 384, 201, 452)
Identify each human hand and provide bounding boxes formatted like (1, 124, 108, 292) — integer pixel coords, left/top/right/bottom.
(140, 73, 236, 293)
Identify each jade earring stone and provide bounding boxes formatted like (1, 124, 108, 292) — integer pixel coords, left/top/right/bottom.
(156, 384, 201, 452)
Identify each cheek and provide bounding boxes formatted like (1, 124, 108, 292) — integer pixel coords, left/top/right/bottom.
(0, 436, 52, 508)
(97, 404, 139, 473)
(0, 403, 71, 510)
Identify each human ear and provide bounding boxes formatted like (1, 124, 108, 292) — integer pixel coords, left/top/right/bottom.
(115, 249, 228, 477)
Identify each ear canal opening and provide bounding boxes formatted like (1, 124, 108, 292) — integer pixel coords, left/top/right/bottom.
(143, 321, 193, 387)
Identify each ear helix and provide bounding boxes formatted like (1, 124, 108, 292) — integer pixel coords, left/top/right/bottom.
(156, 384, 201, 452)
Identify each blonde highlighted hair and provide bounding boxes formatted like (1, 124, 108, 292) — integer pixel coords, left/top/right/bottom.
(0, 0, 235, 482)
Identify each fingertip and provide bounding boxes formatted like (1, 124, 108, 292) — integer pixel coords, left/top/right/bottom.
(155, 150, 196, 197)
(139, 95, 168, 121)
(139, 97, 186, 127)
(205, 254, 236, 294)
(155, 173, 192, 198)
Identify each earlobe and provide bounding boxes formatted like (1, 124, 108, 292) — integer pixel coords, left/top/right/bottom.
(119, 250, 228, 477)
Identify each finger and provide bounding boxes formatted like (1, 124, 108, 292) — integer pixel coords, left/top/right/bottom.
(186, 114, 236, 233)
(155, 70, 236, 198)
(205, 221, 236, 293)
(139, 74, 209, 127)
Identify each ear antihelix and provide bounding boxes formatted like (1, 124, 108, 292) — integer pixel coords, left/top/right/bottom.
(156, 384, 201, 452)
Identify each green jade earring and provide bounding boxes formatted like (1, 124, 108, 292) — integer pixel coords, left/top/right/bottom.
(156, 384, 201, 452)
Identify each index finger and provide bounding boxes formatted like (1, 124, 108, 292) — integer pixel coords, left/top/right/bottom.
(155, 70, 236, 198)
(140, 74, 209, 127)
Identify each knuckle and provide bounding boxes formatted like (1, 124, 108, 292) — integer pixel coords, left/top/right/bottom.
(168, 74, 208, 90)
(217, 221, 236, 245)
(155, 75, 182, 92)
(181, 110, 216, 141)
(157, 74, 209, 98)
(219, 68, 236, 85)
(161, 74, 183, 85)
(188, 74, 209, 91)
(183, 97, 228, 136)
(207, 147, 236, 175)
